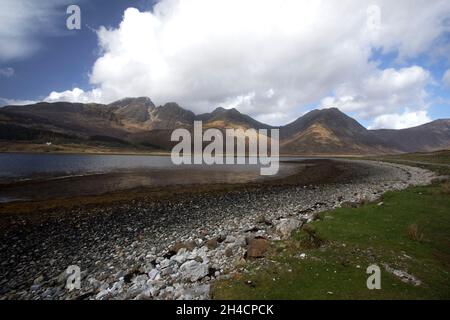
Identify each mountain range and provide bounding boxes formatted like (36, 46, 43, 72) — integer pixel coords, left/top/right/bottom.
(0, 97, 449, 155)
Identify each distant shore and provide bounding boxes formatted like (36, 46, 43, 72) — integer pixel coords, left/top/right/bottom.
(0, 141, 374, 158)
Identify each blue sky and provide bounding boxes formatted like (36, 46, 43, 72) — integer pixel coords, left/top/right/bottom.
(0, 1, 156, 101)
(0, 0, 449, 129)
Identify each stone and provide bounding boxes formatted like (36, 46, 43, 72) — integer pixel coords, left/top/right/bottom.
(171, 248, 188, 264)
(256, 215, 272, 226)
(224, 235, 236, 243)
(179, 284, 210, 300)
(148, 269, 160, 281)
(132, 274, 149, 286)
(205, 239, 219, 250)
(179, 260, 209, 282)
(246, 237, 269, 258)
(96, 289, 110, 300)
(224, 244, 235, 257)
(160, 259, 178, 276)
(34, 275, 44, 285)
(275, 218, 301, 239)
(169, 241, 196, 255)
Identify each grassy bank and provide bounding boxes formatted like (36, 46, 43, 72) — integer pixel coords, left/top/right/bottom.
(0, 141, 169, 156)
(213, 156, 450, 299)
(369, 150, 450, 176)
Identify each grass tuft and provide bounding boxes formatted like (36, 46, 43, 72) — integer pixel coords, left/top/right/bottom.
(407, 223, 424, 242)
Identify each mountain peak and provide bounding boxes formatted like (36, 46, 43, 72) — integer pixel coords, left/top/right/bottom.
(211, 107, 239, 114)
(109, 97, 154, 107)
(109, 97, 155, 123)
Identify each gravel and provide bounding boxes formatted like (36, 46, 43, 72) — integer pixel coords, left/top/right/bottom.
(0, 159, 434, 300)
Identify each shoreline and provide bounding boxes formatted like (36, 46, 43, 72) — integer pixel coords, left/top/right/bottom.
(0, 159, 435, 300)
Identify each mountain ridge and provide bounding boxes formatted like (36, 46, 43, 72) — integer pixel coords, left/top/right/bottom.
(0, 97, 449, 155)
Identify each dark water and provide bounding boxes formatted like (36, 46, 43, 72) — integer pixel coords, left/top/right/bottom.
(0, 153, 288, 180)
(0, 153, 301, 202)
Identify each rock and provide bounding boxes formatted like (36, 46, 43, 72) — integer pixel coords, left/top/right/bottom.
(179, 260, 208, 282)
(246, 237, 269, 258)
(383, 264, 422, 286)
(275, 219, 301, 239)
(33, 275, 44, 285)
(179, 284, 210, 300)
(148, 269, 160, 281)
(224, 235, 237, 243)
(224, 235, 246, 247)
(256, 215, 272, 226)
(171, 248, 188, 264)
(169, 241, 196, 255)
(132, 274, 149, 286)
(30, 284, 41, 292)
(55, 270, 69, 284)
(244, 226, 261, 233)
(224, 248, 233, 257)
(205, 239, 219, 250)
(110, 281, 124, 295)
(96, 288, 111, 300)
(160, 259, 178, 276)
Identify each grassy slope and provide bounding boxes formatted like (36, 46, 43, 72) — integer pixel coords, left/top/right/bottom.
(0, 141, 169, 156)
(213, 152, 450, 300)
(369, 150, 450, 176)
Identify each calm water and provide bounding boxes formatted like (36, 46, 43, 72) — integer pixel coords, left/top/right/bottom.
(0, 153, 287, 180)
(0, 153, 303, 202)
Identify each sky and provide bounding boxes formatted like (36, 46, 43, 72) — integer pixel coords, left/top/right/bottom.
(0, 0, 449, 129)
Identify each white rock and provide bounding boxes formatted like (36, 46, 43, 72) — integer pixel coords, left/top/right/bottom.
(148, 269, 160, 281)
(171, 249, 189, 264)
(275, 218, 301, 239)
(132, 274, 148, 286)
(179, 260, 209, 282)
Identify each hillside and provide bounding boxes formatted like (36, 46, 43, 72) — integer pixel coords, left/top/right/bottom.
(0, 99, 448, 155)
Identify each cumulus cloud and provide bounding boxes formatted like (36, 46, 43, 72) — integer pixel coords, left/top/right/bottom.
(43, 0, 449, 125)
(443, 69, 450, 87)
(0, 0, 69, 61)
(45, 88, 103, 104)
(0, 67, 14, 78)
(369, 110, 431, 129)
(321, 66, 431, 119)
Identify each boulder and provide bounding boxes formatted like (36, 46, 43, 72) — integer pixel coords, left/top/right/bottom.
(246, 237, 269, 258)
(179, 260, 209, 282)
(148, 268, 161, 281)
(159, 259, 178, 276)
(205, 239, 219, 250)
(169, 241, 197, 255)
(171, 248, 189, 264)
(275, 219, 301, 239)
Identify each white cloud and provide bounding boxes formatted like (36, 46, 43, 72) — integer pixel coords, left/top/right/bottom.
(0, 67, 14, 77)
(42, 0, 449, 125)
(0, 0, 68, 61)
(369, 110, 431, 129)
(322, 66, 431, 119)
(443, 69, 450, 87)
(45, 88, 103, 104)
(0, 97, 37, 107)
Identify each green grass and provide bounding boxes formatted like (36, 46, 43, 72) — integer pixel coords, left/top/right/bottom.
(382, 150, 450, 164)
(213, 183, 450, 300)
(369, 149, 450, 176)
